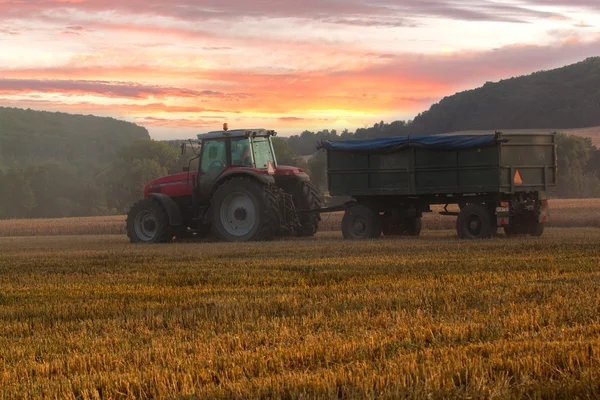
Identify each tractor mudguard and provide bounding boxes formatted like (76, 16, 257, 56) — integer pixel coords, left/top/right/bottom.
(273, 171, 310, 188)
(148, 193, 183, 226)
(287, 172, 310, 182)
(212, 170, 275, 194)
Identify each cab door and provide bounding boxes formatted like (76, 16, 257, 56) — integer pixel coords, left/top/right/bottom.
(198, 139, 227, 199)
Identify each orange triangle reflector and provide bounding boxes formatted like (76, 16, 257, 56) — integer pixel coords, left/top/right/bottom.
(514, 170, 523, 185)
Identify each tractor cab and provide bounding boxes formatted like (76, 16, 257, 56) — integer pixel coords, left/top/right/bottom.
(195, 127, 277, 172)
(191, 127, 279, 200)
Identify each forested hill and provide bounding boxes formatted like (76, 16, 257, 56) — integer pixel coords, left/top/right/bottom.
(410, 57, 600, 134)
(0, 107, 150, 167)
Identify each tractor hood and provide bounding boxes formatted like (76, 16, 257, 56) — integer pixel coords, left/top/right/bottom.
(143, 172, 195, 198)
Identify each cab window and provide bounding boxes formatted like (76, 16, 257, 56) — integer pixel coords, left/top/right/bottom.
(201, 140, 226, 173)
(252, 137, 276, 168)
(231, 137, 252, 166)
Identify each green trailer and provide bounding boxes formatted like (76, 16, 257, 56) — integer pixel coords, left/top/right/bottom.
(319, 131, 557, 239)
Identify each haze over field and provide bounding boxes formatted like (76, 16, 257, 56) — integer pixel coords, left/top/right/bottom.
(2, 0, 600, 138)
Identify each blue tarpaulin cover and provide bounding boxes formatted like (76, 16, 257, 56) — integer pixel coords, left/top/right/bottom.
(318, 134, 506, 154)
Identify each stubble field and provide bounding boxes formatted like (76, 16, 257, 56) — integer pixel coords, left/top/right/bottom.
(1, 226, 600, 398)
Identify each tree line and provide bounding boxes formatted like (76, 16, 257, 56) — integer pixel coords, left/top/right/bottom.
(1, 126, 599, 219)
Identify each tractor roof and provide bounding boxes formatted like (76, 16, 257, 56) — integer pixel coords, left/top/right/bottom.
(197, 129, 276, 140)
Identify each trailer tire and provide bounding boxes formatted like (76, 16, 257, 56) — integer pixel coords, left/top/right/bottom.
(126, 198, 173, 243)
(529, 222, 545, 237)
(342, 204, 382, 240)
(456, 204, 494, 240)
(382, 217, 422, 237)
(504, 224, 527, 236)
(406, 217, 422, 236)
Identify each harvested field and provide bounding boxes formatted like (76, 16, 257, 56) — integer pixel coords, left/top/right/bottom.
(0, 230, 599, 398)
(1, 198, 599, 237)
(565, 126, 600, 147)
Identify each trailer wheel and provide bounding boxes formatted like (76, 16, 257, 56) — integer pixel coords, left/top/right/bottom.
(382, 217, 422, 237)
(503, 224, 527, 236)
(126, 198, 173, 243)
(406, 217, 422, 236)
(342, 204, 382, 239)
(529, 222, 545, 237)
(456, 204, 494, 239)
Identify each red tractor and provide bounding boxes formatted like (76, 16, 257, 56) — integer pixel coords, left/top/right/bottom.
(126, 127, 322, 243)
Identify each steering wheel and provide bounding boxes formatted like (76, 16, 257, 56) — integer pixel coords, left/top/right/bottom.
(208, 160, 224, 170)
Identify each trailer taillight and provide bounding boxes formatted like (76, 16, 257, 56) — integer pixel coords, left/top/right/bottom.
(540, 199, 548, 206)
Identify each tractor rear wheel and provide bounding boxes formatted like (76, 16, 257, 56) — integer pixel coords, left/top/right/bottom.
(342, 204, 382, 240)
(126, 198, 173, 243)
(210, 177, 280, 242)
(289, 180, 322, 237)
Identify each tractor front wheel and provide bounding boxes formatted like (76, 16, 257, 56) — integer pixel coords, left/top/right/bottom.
(126, 198, 173, 243)
(211, 177, 279, 242)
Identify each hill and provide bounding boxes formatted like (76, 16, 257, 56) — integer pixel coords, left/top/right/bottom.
(0, 107, 150, 167)
(0, 107, 165, 219)
(410, 57, 600, 134)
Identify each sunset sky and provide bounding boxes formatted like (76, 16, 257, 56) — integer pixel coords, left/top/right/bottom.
(1, 1, 600, 139)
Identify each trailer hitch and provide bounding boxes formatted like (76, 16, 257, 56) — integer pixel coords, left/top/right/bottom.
(296, 200, 357, 215)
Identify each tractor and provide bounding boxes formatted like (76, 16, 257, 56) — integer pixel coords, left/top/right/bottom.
(126, 126, 322, 243)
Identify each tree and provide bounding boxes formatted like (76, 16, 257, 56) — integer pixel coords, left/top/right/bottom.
(104, 140, 179, 212)
(307, 150, 327, 194)
(554, 134, 600, 198)
(272, 138, 298, 166)
(116, 139, 179, 167)
(0, 168, 36, 218)
(271, 137, 309, 174)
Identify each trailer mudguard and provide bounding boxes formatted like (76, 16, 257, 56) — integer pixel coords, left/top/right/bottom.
(148, 193, 183, 226)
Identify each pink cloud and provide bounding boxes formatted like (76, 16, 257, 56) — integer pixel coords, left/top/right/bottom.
(0, 0, 579, 25)
(0, 79, 227, 99)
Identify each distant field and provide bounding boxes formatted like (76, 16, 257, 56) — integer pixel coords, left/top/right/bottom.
(1, 198, 599, 237)
(1, 230, 599, 398)
(565, 126, 600, 147)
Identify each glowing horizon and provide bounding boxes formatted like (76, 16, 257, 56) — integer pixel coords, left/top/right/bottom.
(1, 0, 600, 139)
